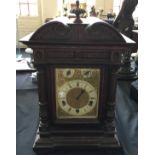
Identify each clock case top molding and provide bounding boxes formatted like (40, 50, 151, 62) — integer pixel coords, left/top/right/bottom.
(20, 17, 136, 152)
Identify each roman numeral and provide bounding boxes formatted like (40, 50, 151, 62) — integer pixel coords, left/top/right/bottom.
(76, 109, 79, 113)
(88, 90, 95, 93)
(68, 107, 72, 111)
(68, 83, 72, 88)
(77, 81, 79, 87)
(89, 101, 94, 106)
(62, 101, 66, 106)
(90, 97, 95, 99)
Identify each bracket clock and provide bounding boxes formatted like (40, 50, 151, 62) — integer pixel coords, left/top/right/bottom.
(20, 4, 136, 154)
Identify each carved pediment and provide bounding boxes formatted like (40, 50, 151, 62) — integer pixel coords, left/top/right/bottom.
(85, 21, 125, 43)
(30, 20, 71, 41)
(28, 17, 127, 45)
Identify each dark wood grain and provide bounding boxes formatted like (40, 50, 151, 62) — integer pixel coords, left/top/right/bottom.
(20, 17, 135, 153)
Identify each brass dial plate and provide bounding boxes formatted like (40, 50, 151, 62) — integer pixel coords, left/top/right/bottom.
(55, 68, 101, 119)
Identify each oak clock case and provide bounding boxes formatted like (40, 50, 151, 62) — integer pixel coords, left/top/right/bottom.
(55, 68, 100, 120)
(20, 16, 136, 153)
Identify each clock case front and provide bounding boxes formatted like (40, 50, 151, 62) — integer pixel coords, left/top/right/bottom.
(20, 17, 136, 152)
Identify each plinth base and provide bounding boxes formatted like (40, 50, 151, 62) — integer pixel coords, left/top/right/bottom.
(33, 135, 120, 154)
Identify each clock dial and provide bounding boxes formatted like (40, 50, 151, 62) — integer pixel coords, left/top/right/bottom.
(81, 69, 93, 78)
(58, 80, 97, 116)
(63, 69, 75, 78)
(55, 68, 100, 119)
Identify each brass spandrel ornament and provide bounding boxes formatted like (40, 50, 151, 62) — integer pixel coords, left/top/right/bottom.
(55, 68, 100, 119)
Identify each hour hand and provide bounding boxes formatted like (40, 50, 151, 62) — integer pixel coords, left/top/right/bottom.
(76, 89, 85, 100)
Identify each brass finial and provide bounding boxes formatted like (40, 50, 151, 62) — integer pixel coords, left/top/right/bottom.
(70, 0, 86, 23)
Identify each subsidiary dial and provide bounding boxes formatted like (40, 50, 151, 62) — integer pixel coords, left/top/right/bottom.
(63, 69, 75, 78)
(81, 69, 93, 78)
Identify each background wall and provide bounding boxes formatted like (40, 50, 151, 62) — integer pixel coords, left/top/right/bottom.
(16, 0, 114, 48)
(16, 0, 57, 48)
(40, 0, 57, 23)
(95, 0, 113, 13)
(16, 17, 41, 47)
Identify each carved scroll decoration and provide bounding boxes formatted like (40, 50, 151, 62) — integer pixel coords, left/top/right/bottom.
(30, 21, 71, 41)
(85, 22, 126, 42)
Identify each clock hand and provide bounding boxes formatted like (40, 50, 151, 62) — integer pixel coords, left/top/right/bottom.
(76, 89, 85, 100)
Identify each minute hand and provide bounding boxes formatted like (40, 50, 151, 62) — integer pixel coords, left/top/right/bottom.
(76, 89, 85, 100)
